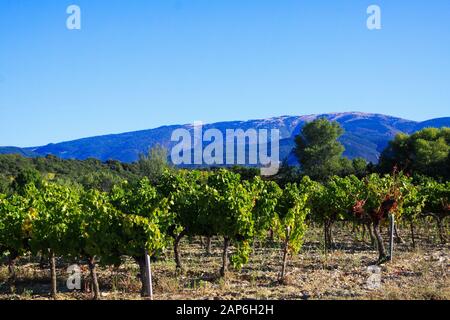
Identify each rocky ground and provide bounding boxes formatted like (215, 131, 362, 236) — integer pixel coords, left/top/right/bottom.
(0, 224, 448, 300)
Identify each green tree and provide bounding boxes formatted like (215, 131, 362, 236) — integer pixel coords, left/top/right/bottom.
(379, 127, 450, 178)
(352, 158, 369, 178)
(446, 154, 450, 178)
(294, 119, 346, 181)
(338, 158, 355, 177)
(79, 171, 123, 192)
(12, 168, 42, 194)
(0, 176, 10, 194)
(137, 145, 170, 184)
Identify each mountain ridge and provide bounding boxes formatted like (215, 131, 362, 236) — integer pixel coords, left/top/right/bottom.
(1, 112, 449, 165)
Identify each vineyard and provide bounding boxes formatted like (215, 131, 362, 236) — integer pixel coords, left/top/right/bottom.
(0, 168, 448, 300)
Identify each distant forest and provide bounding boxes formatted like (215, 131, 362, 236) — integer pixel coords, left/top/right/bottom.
(0, 121, 448, 195)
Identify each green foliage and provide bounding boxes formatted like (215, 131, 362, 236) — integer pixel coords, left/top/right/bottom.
(294, 118, 346, 181)
(79, 171, 123, 192)
(275, 179, 310, 254)
(362, 174, 396, 216)
(308, 175, 363, 226)
(420, 178, 450, 216)
(338, 158, 355, 177)
(28, 182, 83, 258)
(0, 176, 11, 195)
(273, 160, 303, 187)
(306, 179, 326, 222)
(207, 170, 254, 237)
(0, 153, 138, 195)
(206, 170, 255, 269)
(159, 169, 210, 237)
(109, 178, 172, 257)
(137, 145, 171, 184)
(79, 189, 123, 265)
(229, 166, 260, 181)
(351, 158, 369, 178)
(379, 127, 450, 179)
(327, 175, 364, 221)
(446, 154, 450, 178)
(12, 168, 43, 195)
(352, 172, 408, 223)
(399, 179, 426, 223)
(0, 193, 33, 255)
(251, 177, 282, 238)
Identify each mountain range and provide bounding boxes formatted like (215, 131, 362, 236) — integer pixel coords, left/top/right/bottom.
(1, 112, 449, 165)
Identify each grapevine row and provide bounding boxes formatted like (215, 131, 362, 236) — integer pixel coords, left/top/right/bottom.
(0, 169, 448, 299)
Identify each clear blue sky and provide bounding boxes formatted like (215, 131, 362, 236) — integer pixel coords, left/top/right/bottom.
(1, 0, 449, 147)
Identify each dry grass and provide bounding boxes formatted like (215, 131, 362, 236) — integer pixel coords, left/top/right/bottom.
(0, 224, 448, 300)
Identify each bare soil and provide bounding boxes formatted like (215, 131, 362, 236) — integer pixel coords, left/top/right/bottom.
(0, 224, 448, 300)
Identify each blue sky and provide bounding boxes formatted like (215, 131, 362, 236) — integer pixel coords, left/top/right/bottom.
(1, 0, 449, 147)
